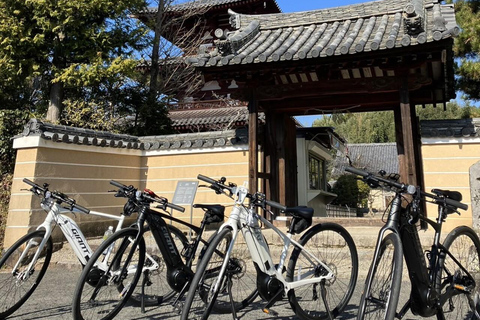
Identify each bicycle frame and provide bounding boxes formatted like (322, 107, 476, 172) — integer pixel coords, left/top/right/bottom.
(215, 185, 335, 296)
(16, 200, 127, 280)
(367, 190, 475, 318)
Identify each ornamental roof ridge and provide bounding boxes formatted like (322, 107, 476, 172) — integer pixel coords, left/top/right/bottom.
(17, 119, 248, 151)
(231, 0, 416, 30)
(420, 118, 480, 138)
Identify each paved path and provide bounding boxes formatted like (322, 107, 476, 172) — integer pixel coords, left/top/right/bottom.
(4, 225, 444, 319)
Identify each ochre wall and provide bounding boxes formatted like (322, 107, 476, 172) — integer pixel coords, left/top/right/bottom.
(143, 150, 249, 231)
(5, 138, 249, 247)
(421, 142, 480, 231)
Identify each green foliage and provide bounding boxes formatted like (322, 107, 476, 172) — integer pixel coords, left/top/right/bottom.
(313, 101, 479, 143)
(0, 0, 149, 119)
(331, 174, 369, 208)
(445, 0, 480, 100)
(313, 111, 396, 143)
(0, 110, 31, 175)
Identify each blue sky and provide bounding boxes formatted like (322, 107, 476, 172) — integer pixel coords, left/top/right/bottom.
(274, 1, 369, 126)
(277, 0, 367, 13)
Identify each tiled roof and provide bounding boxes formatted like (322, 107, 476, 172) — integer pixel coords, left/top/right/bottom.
(169, 106, 265, 131)
(421, 118, 480, 138)
(334, 142, 399, 176)
(18, 119, 248, 151)
(187, 0, 459, 67)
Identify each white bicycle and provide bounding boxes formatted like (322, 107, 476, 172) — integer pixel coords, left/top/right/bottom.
(0, 178, 186, 318)
(181, 175, 359, 320)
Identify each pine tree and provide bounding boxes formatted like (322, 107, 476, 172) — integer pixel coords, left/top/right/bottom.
(447, 0, 480, 100)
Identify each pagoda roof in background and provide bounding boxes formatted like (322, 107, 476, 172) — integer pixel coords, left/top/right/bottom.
(186, 0, 458, 67)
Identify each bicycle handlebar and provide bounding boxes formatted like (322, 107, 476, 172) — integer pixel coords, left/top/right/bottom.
(110, 180, 185, 213)
(166, 202, 185, 213)
(197, 174, 235, 195)
(345, 166, 409, 192)
(197, 174, 288, 211)
(109, 180, 126, 189)
(23, 178, 90, 214)
(197, 174, 218, 186)
(345, 167, 468, 211)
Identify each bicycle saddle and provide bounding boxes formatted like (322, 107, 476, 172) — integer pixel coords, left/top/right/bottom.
(431, 189, 462, 202)
(285, 206, 314, 220)
(193, 204, 225, 215)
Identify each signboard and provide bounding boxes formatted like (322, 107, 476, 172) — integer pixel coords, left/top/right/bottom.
(172, 181, 198, 205)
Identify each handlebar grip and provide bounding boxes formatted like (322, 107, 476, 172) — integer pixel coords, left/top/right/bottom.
(167, 202, 185, 213)
(110, 180, 126, 189)
(266, 200, 287, 211)
(445, 198, 468, 211)
(345, 166, 369, 177)
(74, 204, 90, 214)
(23, 178, 37, 187)
(197, 174, 217, 185)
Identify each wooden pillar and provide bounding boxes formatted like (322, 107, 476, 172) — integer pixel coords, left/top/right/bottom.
(248, 97, 258, 192)
(264, 112, 297, 207)
(394, 81, 418, 186)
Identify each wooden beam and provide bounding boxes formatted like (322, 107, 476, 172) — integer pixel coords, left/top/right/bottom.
(395, 80, 418, 186)
(248, 97, 258, 193)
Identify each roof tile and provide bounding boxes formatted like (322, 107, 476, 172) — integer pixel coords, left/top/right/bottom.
(189, 0, 458, 67)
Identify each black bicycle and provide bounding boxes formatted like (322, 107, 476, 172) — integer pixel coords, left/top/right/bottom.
(71, 180, 255, 320)
(347, 167, 480, 320)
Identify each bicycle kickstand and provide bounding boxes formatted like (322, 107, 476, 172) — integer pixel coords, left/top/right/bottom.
(227, 276, 239, 320)
(140, 270, 151, 314)
(320, 280, 334, 320)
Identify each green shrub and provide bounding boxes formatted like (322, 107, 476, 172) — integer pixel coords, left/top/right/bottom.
(331, 174, 369, 208)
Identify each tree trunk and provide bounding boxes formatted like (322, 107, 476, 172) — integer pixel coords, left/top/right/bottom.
(46, 81, 63, 122)
(148, 0, 165, 102)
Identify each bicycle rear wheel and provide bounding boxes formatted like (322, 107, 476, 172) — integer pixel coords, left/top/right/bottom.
(358, 233, 403, 320)
(440, 226, 480, 320)
(0, 230, 52, 318)
(72, 228, 145, 320)
(181, 227, 256, 320)
(287, 223, 358, 320)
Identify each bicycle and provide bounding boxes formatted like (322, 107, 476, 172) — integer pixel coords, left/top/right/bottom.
(0, 178, 128, 318)
(0, 178, 186, 319)
(181, 175, 358, 320)
(347, 166, 480, 320)
(71, 180, 258, 320)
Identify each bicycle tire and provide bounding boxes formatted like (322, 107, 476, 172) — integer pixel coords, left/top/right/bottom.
(286, 223, 358, 320)
(0, 230, 52, 318)
(72, 228, 145, 320)
(130, 224, 189, 306)
(439, 226, 480, 319)
(181, 227, 256, 320)
(358, 233, 403, 320)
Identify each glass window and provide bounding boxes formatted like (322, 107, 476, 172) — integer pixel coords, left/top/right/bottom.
(309, 154, 325, 190)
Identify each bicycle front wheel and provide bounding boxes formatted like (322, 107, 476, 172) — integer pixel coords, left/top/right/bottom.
(181, 227, 256, 320)
(440, 226, 480, 320)
(0, 230, 52, 318)
(72, 228, 145, 320)
(287, 223, 358, 320)
(358, 233, 402, 320)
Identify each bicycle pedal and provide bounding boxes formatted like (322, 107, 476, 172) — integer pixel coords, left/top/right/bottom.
(262, 308, 278, 316)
